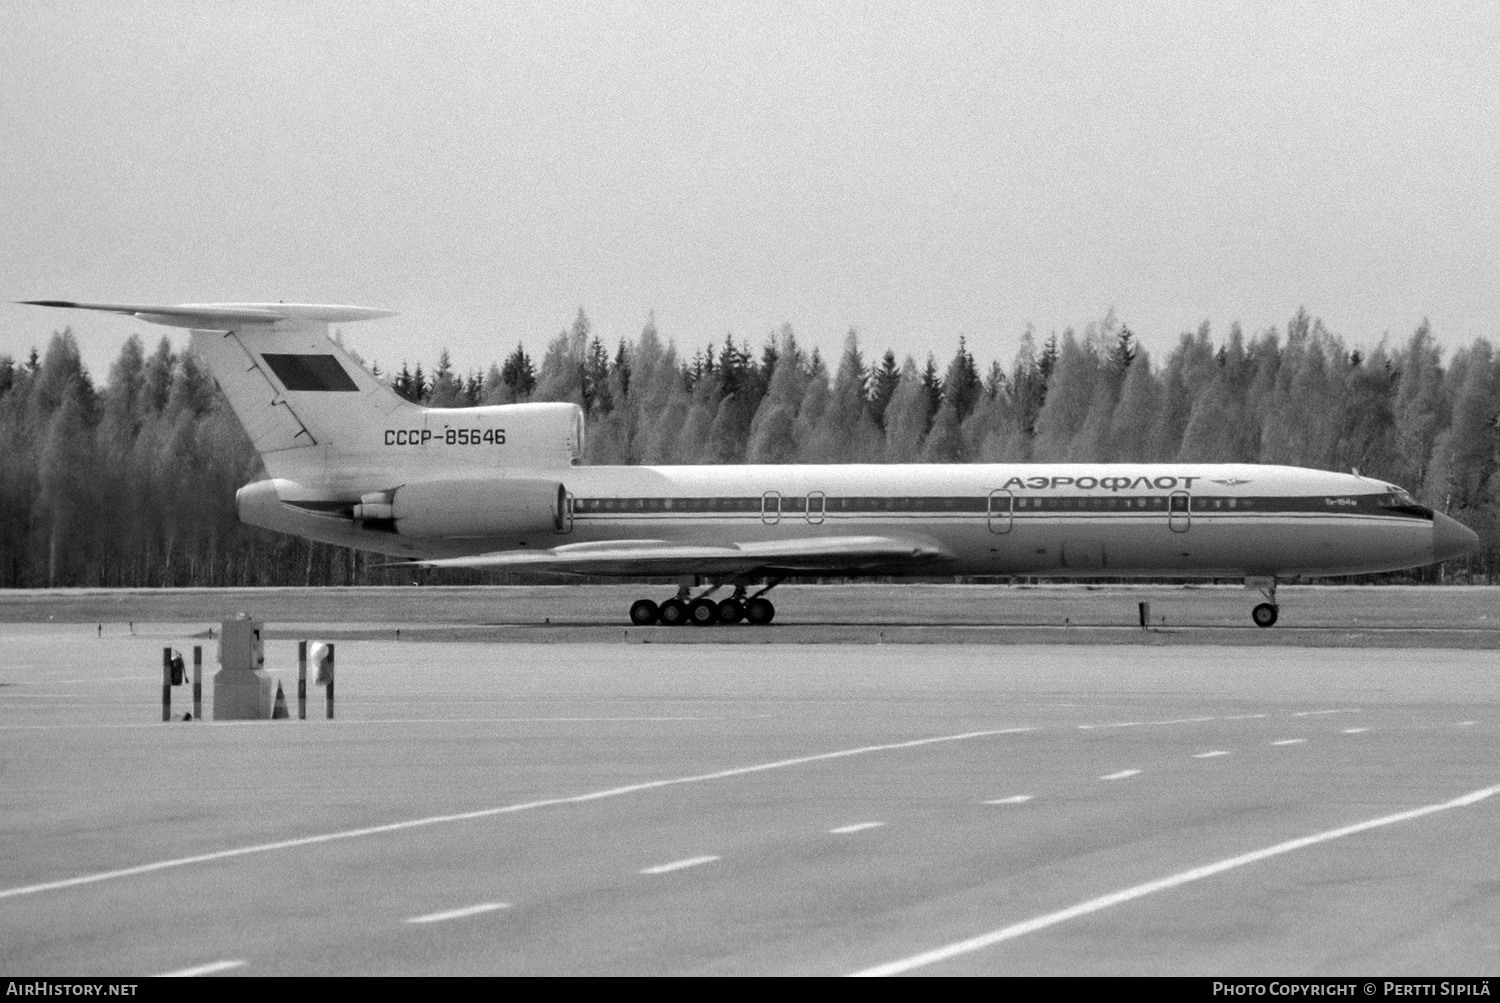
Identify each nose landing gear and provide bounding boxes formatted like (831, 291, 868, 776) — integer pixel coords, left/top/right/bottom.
(1247, 577, 1279, 628)
(626, 580, 778, 626)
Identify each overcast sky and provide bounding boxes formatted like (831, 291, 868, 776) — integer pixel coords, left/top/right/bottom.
(2, 1, 1496, 381)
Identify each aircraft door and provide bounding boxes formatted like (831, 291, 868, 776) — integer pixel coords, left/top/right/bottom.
(987, 489, 1013, 534)
(761, 491, 781, 525)
(1169, 490, 1191, 533)
(556, 491, 574, 534)
(806, 492, 825, 525)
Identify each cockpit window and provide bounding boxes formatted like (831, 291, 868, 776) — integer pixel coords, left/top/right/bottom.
(1377, 490, 1419, 507)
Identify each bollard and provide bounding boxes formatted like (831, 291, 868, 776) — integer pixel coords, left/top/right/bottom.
(161, 648, 171, 722)
(192, 646, 202, 720)
(1138, 601, 1151, 629)
(326, 643, 335, 720)
(298, 640, 308, 720)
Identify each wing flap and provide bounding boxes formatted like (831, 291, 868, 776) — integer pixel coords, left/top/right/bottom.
(400, 535, 947, 577)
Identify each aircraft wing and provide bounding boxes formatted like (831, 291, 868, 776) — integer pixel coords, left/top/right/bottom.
(399, 535, 949, 577)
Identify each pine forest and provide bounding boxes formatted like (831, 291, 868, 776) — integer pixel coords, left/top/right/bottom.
(2, 307, 1496, 588)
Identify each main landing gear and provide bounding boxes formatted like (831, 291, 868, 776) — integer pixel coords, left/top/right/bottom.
(628, 580, 779, 627)
(1247, 577, 1279, 628)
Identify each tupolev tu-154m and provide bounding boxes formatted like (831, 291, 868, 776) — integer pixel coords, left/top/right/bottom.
(23, 300, 1478, 627)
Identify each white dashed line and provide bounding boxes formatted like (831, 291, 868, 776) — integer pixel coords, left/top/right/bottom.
(1271, 739, 1306, 746)
(1458, 721, 1477, 727)
(983, 795, 1033, 805)
(1192, 751, 1229, 759)
(0, 725, 1034, 902)
(1292, 709, 1359, 717)
(1154, 716, 1218, 726)
(1224, 714, 1268, 721)
(406, 902, 510, 924)
(851, 783, 1500, 976)
(640, 855, 720, 875)
(156, 959, 246, 977)
(830, 822, 886, 835)
(1342, 728, 1369, 734)
(1100, 769, 1141, 781)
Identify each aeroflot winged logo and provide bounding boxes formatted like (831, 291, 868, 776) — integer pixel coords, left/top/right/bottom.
(998, 474, 1204, 491)
(1211, 477, 1253, 486)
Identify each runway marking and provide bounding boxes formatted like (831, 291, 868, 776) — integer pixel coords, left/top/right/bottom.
(830, 822, 885, 834)
(1192, 751, 1229, 758)
(983, 795, 1033, 805)
(1224, 714, 1268, 720)
(1292, 708, 1359, 717)
(1458, 721, 1477, 727)
(1100, 769, 1140, 780)
(641, 855, 719, 875)
(1153, 716, 1219, 725)
(849, 781, 1500, 977)
(1342, 728, 1369, 734)
(0, 716, 725, 731)
(156, 959, 246, 977)
(1271, 739, 1306, 746)
(0, 725, 1034, 901)
(406, 902, 510, 924)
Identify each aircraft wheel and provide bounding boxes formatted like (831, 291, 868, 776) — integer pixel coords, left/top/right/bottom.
(717, 598, 744, 624)
(659, 599, 689, 626)
(629, 599, 659, 626)
(688, 599, 720, 626)
(746, 597, 776, 625)
(1252, 603, 1279, 628)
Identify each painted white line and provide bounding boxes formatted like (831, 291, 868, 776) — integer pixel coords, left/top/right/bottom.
(1192, 751, 1229, 759)
(849, 782, 1500, 977)
(1458, 721, 1477, 727)
(0, 724, 1034, 901)
(1342, 728, 1369, 734)
(1292, 708, 1359, 717)
(830, 822, 886, 835)
(1224, 714, 1268, 721)
(156, 959, 246, 977)
(641, 855, 719, 875)
(1109, 721, 1142, 728)
(406, 902, 510, 924)
(983, 795, 1033, 805)
(1100, 769, 1141, 781)
(1271, 739, 1306, 746)
(1154, 716, 1219, 725)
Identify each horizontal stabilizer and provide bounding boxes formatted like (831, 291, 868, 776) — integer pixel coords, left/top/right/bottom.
(18, 300, 395, 329)
(393, 535, 947, 577)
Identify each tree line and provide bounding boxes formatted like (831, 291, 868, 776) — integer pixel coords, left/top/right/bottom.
(1, 307, 1496, 587)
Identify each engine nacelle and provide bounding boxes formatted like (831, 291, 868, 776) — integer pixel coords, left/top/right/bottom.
(376, 479, 566, 539)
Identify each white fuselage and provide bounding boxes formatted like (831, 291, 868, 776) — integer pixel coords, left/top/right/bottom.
(240, 462, 1452, 580)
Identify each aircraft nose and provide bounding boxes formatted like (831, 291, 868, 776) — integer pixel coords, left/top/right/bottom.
(1432, 512, 1479, 563)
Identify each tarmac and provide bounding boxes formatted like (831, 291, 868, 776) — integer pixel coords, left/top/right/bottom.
(0, 585, 1497, 975)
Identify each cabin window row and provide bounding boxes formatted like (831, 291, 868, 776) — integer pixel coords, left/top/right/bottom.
(571, 495, 1265, 514)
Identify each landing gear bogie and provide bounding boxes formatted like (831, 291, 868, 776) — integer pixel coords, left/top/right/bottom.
(627, 580, 777, 627)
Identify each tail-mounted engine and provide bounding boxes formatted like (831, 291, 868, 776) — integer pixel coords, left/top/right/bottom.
(354, 479, 566, 539)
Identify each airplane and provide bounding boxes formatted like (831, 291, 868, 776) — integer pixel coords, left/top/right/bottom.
(21, 300, 1479, 628)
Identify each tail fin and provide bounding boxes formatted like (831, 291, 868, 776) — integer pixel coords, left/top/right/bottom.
(19, 301, 583, 480)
